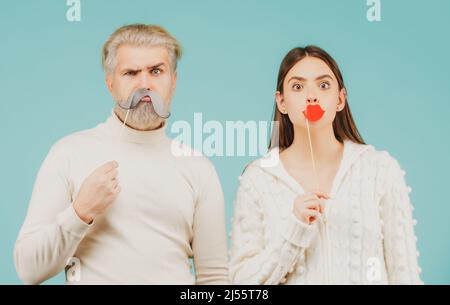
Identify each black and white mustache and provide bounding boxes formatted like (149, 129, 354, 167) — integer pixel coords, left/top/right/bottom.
(117, 88, 170, 119)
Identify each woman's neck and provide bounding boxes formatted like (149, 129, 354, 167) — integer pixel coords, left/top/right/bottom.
(287, 124, 343, 165)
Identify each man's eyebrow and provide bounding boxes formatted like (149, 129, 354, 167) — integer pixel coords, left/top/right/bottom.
(288, 74, 334, 82)
(120, 67, 141, 74)
(146, 63, 165, 70)
(120, 63, 166, 74)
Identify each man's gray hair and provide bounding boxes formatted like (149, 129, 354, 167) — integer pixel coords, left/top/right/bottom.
(102, 24, 182, 75)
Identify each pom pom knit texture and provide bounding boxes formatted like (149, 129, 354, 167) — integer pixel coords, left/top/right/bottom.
(229, 140, 422, 285)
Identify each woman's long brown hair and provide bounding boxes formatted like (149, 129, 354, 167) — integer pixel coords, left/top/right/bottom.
(269, 46, 365, 150)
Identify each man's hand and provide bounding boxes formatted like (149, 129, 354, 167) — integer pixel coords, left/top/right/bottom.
(73, 161, 121, 224)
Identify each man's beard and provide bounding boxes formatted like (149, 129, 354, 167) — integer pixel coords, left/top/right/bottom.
(115, 101, 164, 130)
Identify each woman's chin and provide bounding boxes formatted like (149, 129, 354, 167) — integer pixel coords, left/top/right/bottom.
(295, 119, 330, 130)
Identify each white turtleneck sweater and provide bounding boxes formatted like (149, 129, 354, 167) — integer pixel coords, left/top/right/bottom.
(14, 109, 229, 285)
(229, 140, 423, 285)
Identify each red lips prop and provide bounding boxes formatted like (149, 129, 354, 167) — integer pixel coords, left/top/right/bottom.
(303, 104, 325, 122)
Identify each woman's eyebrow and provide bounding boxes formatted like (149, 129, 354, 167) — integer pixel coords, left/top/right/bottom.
(315, 74, 334, 81)
(288, 76, 307, 83)
(288, 74, 334, 83)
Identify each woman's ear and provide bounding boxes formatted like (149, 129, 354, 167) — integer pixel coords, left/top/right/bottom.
(337, 87, 347, 112)
(275, 91, 287, 114)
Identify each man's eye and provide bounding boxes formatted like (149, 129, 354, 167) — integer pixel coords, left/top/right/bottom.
(151, 68, 162, 75)
(292, 83, 303, 91)
(319, 82, 330, 89)
(124, 71, 137, 76)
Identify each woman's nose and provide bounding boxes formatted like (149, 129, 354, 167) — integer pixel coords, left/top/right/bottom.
(306, 97, 318, 104)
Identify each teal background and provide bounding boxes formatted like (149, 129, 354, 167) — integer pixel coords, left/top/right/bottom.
(1, 0, 449, 284)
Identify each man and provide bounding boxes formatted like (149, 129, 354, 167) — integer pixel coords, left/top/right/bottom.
(14, 24, 229, 284)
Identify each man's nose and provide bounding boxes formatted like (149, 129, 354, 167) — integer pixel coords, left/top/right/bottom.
(138, 73, 156, 90)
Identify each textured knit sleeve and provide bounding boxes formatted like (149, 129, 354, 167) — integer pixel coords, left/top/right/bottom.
(14, 143, 92, 284)
(380, 155, 423, 284)
(229, 166, 318, 284)
(191, 158, 229, 285)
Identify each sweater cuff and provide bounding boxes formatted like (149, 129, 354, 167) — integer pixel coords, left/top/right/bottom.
(281, 214, 318, 248)
(56, 205, 92, 238)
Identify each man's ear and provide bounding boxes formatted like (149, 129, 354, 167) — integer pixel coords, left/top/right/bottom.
(172, 71, 177, 90)
(275, 91, 286, 114)
(105, 73, 114, 93)
(337, 88, 347, 112)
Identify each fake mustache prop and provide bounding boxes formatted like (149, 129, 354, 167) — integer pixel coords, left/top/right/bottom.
(118, 88, 170, 119)
(115, 88, 171, 145)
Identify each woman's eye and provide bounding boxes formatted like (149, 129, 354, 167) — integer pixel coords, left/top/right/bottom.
(319, 82, 330, 89)
(151, 68, 162, 75)
(292, 83, 303, 91)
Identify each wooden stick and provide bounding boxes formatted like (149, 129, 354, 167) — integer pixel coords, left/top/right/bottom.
(118, 109, 130, 143)
(305, 118, 320, 193)
(305, 117, 327, 223)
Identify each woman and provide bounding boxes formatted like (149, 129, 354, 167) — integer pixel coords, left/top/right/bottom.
(229, 46, 422, 284)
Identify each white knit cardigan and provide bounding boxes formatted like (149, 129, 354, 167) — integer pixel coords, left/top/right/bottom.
(229, 140, 423, 285)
